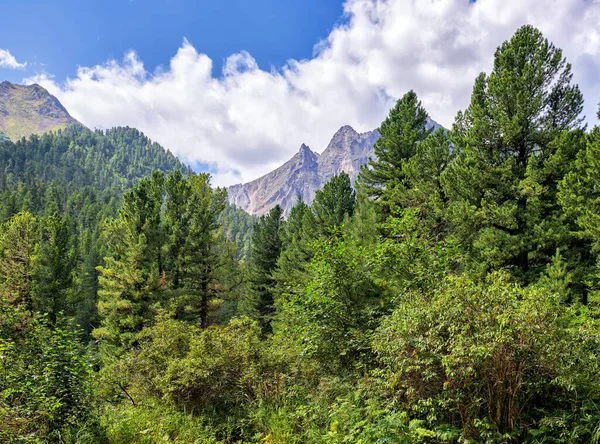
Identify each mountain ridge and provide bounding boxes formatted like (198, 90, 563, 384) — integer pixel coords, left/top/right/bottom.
(0, 81, 82, 141)
(228, 117, 441, 215)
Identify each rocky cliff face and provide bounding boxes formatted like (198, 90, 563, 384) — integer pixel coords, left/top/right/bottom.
(228, 143, 321, 215)
(0, 81, 81, 141)
(228, 117, 441, 215)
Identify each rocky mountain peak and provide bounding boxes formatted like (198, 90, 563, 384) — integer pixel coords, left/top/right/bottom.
(0, 81, 82, 141)
(227, 118, 444, 215)
(295, 143, 319, 166)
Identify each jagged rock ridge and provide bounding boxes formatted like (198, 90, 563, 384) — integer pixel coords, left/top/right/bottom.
(228, 118, 441, 215)
(0, 81, 82, 141)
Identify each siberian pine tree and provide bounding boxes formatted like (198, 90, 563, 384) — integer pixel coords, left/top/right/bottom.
(0, 211, 38, 310)
(441, 25, 584, 282)
(358, 90, 432, 215)
(243, 204, 283, 333)
(94, 173, 166, 353)
(559, 106, 600, 299)
(33, 212, 77, 325)
(164, 170, 191, 290)
(312, 172, 356, 235)
(396, 128, 454, 236)
(274, 198, 314, 295)
(179, 173, 228, 328)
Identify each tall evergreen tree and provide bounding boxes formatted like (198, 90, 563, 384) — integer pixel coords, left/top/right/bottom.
(441, 25, 584, 282)
(0, 211, 38, 310)
(395, 128, 454, 236)
(94, 173, 166, 354)
(33, 212, 77, 325)
(559, 106, 600, 299)
(164, 170, 191, 290)
(275, 198, 314, 295)
(312, 172, 357, 235)
(358, 90, 432, 215)
(179, 173, 228, 328)
(243, 205, 283, 333)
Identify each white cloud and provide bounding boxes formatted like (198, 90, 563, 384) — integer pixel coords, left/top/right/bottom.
(23, 0, 600, 186)
(0, 49, 26, 69)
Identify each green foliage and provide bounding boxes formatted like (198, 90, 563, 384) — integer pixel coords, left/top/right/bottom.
(178, 173, 230, 328)
(358, 90, 432, 214)
(0, 305, 100, 441)
(275, 235, 385, 375)
(3, 24, 600, 444)
(219, 203, 257, 260)
(373, 271, 600, 440)
(442, 25, 585, 285)
(94, 172, 167, 355)
(113, 315, 263, 412)
(243, 205, 283, 333)
(559, 110, 600, 289)
(312, 172, 356, 235)
(0, 211, 38, 310)
(34, 212, 77, 324)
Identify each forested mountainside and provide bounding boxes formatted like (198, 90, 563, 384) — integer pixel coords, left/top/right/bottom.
(0, 125, 193, 225)
(0, 81, 81, 141)
(3, 25, 600, 443)
(227, 118, 441, 215)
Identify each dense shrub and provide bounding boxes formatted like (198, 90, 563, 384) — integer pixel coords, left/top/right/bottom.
(373, 272, 600, 441)
(0, 305, 100, 441)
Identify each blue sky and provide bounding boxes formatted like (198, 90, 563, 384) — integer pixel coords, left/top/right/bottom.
(1, 0, 344, 82)
(1, 1, 599, 186)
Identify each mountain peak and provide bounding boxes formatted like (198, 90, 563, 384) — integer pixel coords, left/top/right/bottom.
(334, 124, 358, 136)
(0, 81, 82, 141)
(298, 143, 312, 153)
(294, 143, 319, 166)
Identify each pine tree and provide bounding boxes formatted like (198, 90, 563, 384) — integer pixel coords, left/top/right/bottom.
(243, 205, 283, 333)
(275, 198, 314, 295)
(33, 212, 77, 325)
(559, 106, 600, 300)
(164, 170, 191, 290)
(441, 25, 584, 282)
(179, 173, 228, 328)
(312, 172, 356, 235)
(395, 128, 454, 236)
(0, 211, 38, 310)
(358, 90, 432, 215)
(93, 173, 166, 353)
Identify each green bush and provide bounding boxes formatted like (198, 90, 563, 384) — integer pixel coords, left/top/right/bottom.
(373, 272, 600, 440)
(0, 304, 100, 441)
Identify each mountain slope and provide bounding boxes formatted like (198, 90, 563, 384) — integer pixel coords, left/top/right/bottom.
(228, 143, 321, 215)
(0, 81, 81, 141)
(0, 125, 193, 225)
(228, 117, 441, 215)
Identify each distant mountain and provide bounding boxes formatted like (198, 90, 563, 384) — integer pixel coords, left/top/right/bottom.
(0, 81, 82, 141)
(228, 117, 442, 215)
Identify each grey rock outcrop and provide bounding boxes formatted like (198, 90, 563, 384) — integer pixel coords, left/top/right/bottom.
(228, 117, 442, 215)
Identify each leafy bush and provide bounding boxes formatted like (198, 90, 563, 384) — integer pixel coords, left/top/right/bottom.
(0, 305, 100, 441)
(108, 315, 263, 413)
(373, 272, 600, 440)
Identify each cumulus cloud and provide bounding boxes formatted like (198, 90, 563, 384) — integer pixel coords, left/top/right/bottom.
(24, 0, 600, 186)
(0, 49, 26, 69)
